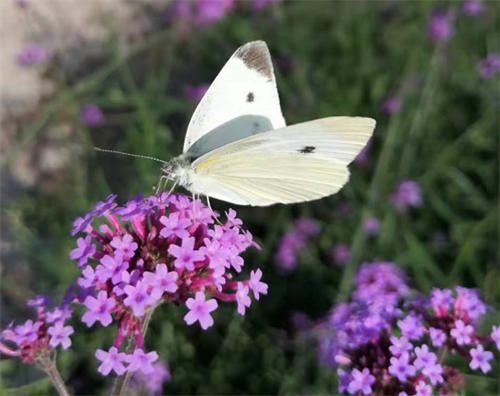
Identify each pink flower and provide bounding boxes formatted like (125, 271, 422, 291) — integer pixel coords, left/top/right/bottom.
(248, 269, 268, 300)
(82, 291, 116, 327)
(143, 264, 178, 294)
(110, 234, 138, 258)
(159, 212, 191, 239)
(95, 347, 127, 376)
(47, 323, 74, 350)
(126, 348, 159, 374)
(450, 320, 473, 345)
(469, 345, 493, 373)
(184, 292, 218, 330)
(168, 237, 205, 271)
(236, 282, 251, 316)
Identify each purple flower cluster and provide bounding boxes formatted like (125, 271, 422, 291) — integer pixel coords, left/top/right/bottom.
(168, 0, 234, 26)
(17, 44, 48, 66)
(0, 297, 73, 363)
(80, 104, 104, 127)
(317, 263, 498, 395)
(274, 218, 320, 272)
(427, 12, 454, 43)
(391, 180, 423, 214)
(184, 84, 210, 105)
(67, 193, 267, 375)
(477, 54, 500, 80)
(130, 360, 171, 395)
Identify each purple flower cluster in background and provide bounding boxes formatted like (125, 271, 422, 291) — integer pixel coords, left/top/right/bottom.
(274, 218, 320, 272)
(68, 193, 266, 376)
(0, 296, 73, 363)
(462, 0, 484, 16)
(168, 0, 234, 26)
(17, 44, 48, 66)
(391, 180, 422, 214)
(316, 262, 498, 396)
(428, 12, 454, 43)
(477, 54, 500, 80)
(80, 104, 104, 127)
(184, 84, 210, 105)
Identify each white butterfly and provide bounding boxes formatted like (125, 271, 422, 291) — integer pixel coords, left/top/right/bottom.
(101, 41, 376, 207)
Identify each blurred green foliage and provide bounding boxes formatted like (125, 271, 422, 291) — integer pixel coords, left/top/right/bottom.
(1, 1, 499, 395)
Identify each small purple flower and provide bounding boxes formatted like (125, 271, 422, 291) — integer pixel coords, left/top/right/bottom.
(477, 54, 500, 79)
(130, 361, 170, 395)
(15, 320, 40, 344)
(253, 0, 280, 11)
(389, 336, 413, 357)
(124, 281, 156, 317)
(333, 244, 350, 265)
(46, 306, 72, 324)
(363, 217, 380, 235)
(184, 84, 210, 105)
(143, 264, 178, 294)
(450, 320, 473, 345)
(127, 348, 159, 374)
(159, 212, 191, 239)
(168, 0, 193, 21)
(491, 325, 500, 350)
(81, 104, 104, 127)
(236, 282, 251, 316)
(225, 209, 242, 227)
(463, 0, 484, 16)
(110, 234, 138, 258)
(71, 212, 93, 236)
(93, 194, 117, 216)
(196, 0, 234, 25)
(70, 236, 96, 267)
(248, 269, 268, 300)
(415, 381, 432, 396)
(338, 368, 352, 394)
(184, 291, 218, 330)
(469, 345, 493, 373)
(430, 288, 454, 310)
(428, 12, 454, 43)
(114, 199, 150, 220)
(429, 327, 446, 347)
(82, 291, 116, 327)
(347, 368, 375, 395)
(382, 98, 401, 114)
(397, 315, 424, 340)
(388, 352, 416, 382)
(422, 363, 444, 385)
(414, 345, 437, 369)
(95, 347, 127, 376)
(17, 44, 48, 66)
(26, 295, 49, 308)
(96, 254, 129, 284)
(168, 237, 205, 271)
(391, 180, 422, 213)
(47, 323, 74, 350)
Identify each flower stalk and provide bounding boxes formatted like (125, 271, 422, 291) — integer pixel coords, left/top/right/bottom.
(39, 356, 71, 396)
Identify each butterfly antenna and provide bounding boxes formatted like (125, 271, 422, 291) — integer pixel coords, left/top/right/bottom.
(94, 147, 169, 165)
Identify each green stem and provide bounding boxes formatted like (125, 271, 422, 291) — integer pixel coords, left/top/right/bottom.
(39, 356, 72, 396)
(111, 308, 154, 396)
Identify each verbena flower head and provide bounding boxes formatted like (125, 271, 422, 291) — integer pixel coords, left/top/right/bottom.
(428, 11, 454, 43)
(382, 97, 401, 114)
(196, 0, 234, 25)
(274, 218, 320, 272)
(130, 360, 171, 395)
(315, 263, 498, 395)
(363, 217, 380, 235)
(391, 180, 423, 213)
(17, 44, 48, 66)
(333, 244, 351, 265)
(477, 53, 500, 79)
(65, 192, 266, 376)
(80, 104, 104, 127)
(0, 299, 73, 363)
(462, 0, 484, 16)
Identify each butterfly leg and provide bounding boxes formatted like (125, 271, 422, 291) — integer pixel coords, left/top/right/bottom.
(155, 175, 169, 195)
(206, 195, 223, 226)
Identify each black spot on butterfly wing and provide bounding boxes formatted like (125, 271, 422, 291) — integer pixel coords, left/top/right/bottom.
(246, 92, 255, 103)
(298, 146, 316, 154)
(235, 41, 273, 82)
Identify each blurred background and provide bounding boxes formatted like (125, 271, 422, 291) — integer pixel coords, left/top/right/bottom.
(1, 0, 499, 395)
